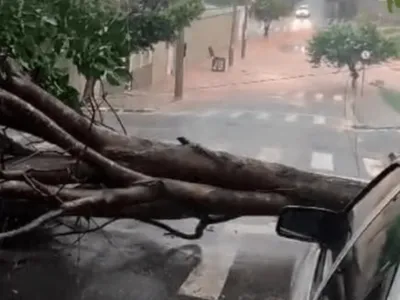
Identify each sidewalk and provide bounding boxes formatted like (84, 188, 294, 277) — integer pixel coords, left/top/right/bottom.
(105, 30, 335, 111)
(352, 63, 400, 129)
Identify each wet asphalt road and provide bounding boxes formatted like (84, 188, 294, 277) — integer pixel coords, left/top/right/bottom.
(2, 86, 400, 300)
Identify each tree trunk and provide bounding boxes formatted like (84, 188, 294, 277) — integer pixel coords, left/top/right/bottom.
(81, 76, 104, 122)
(349, 63, 359, 90)
(0, 61, 369, 241)
(263, 20, 271, 37)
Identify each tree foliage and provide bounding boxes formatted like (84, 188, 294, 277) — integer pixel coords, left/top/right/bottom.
(0, 0, 204, 109)
(307, 22, 398, 88)
(387, 0, 400, 13)
(250, 0, 291, 22)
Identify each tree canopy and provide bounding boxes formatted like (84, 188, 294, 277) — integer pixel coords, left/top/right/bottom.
(387, 0, 400, 13)
(0, 0, 204, 110)
(250, 0, 291, 22)
(307, 22, 398, 88)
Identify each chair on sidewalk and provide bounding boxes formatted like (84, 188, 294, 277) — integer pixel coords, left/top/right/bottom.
(208, 46, 226, 72)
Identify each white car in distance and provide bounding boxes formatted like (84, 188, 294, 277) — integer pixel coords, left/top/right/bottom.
(295, 4, 310, 18)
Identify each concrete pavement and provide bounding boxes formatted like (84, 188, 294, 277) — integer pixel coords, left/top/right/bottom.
(0, 216, 305, 300)
(102, 106, 386, 181)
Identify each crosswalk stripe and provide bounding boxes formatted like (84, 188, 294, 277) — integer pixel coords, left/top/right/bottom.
(256, 112, 270, 120)
(199, 110, 219, 117)
(178, 231, 239, 300)
(256, 147, 282, 163)
(295, 92, 305, 99)
(224, 222, 277, 235)
(313, 115, 326, 125)
(160, 139, 179, 145)
(230, 111, 244, 118)
(315, 93, 324, 102)
(284, 114, 298, 122)
(207, 143, 229, 152)
(311, 151, 334, 171)
(333, 94, 344, 102)
(167, 111, 192, 116)
(363, 158, 386, 178)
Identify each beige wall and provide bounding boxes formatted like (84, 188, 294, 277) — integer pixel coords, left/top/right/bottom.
(151, 42, 170, 85)
(184, 12, 234, 69)
(68, 8, 237, 94)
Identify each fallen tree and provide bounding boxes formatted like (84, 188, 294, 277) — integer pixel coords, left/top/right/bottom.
(0, 58, 370, 242)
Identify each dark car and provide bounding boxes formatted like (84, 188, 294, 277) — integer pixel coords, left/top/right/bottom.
(275, 161, 400, 300)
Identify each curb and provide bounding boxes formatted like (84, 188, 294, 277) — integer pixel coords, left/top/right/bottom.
(97, 107, 158, 113)
(347, 89, 400, 132)
(345, 90, 358, 128)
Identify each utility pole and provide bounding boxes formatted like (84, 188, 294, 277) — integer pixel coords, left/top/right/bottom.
(241, 0, 249, 59)
(228, 0, 238, 67)
(174, 29, 185, 100)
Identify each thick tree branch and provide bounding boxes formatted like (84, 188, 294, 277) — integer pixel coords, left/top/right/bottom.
(0, 74, 370, 242)
(0, 88, 149, 184)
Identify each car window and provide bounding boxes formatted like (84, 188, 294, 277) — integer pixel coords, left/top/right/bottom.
(349, 166, 400, 232)
(312, 168, 400, 300)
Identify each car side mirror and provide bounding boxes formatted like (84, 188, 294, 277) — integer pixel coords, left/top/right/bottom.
(276, 206, 349, 245)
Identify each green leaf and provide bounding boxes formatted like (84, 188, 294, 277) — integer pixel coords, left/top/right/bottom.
(113, 67, 132, 82)
(308, 22, 398, 72)
(105, 71, 121, 86)
(41, 16, 57, 26)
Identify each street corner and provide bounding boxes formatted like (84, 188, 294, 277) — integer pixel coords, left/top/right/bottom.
(336, 118, 354, 133)
(353, 85, 400, 129)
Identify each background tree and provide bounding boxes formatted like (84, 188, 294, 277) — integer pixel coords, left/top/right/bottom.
(250, 0, 291, 37)
(0, 0, 204, 111)
(387, 0, 400, 13)
(307, 22, 398, 89)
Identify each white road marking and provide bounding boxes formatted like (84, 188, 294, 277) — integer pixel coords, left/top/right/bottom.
(160, 139, 179, 145)
(315, 93, 324, 102)
(311, 152, 334, 171)
(230, 111, 245, 118)
(256, 147, 282, 163)
(363, 158, 385, 177)
(178, 233, 239, 300)
(333, 94, 344, 102)
(294, 45, 300, 51)
(199, 110, 219, 117)
(285, 114, 298, 122)
(295, 91, 305, 99)
(167, 111, 192, 116)
(207, 143, 229, 152)
(256, 112, 270, 120)
(337, 119, 353, 131)
(224, 222, 277, 235)
(300, 46, 306, 53)
(313, 115, 326, 125)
